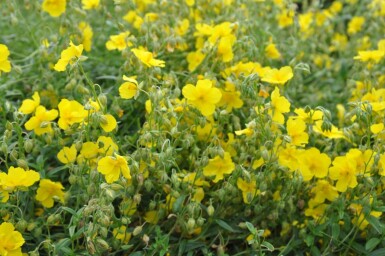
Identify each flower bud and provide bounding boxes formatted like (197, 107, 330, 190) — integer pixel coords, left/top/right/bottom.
(17, 159, 29, 170)
(24, 139, 34, 153)
(187, 218, 196, 231)
(95, 238, 110, 251)
(98, 94, 107, 107)
(207, 205, 215, 216)
(133, 225, 143, 236)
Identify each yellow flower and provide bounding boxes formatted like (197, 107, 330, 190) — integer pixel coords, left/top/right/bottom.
(82, 0, 99, 10)
(106, 32, 132, 51)
(268, 87, 290, 124)
(347, 16, 365, 35)
(354, 50, 384, 63)
(79, 142, 99, 160)
(97, 154, 131, 183)
(131, 48, 165, 68)
(54, 41, 83, 72)
(144, 210, 159, 224)
(57, 145, 77, 164)
(119, 75, 138, 99)
(100, 114, 117, 132)
(286, 117, 308, 147)
(311, 180, 339, 204)
(265, 43, 281, 59)
(329, 156, 358, 192)
(42, 0, 66, 17)
(97, 136, 119, 156)
(297, 148, 331, 181)
(57, 99, 88, 130)
(217, 35, 236, 62)
(371, 123, 384, 134)
(379, 153, 385, 176)
(203, 152, 235, 183)
(261, 66, 293, 85)
(0, 44, 11, 74)
(346, 148, 375, 176)
(217, 82, 243, 112)
(278, 145, 301, 171)
(294, 108, 323, 124)
(78, 22, 93, 52)
(24, 106, 58, 135)
(0, 222, 25, 256)
(35, 179, 65, 208)
(276, 10, 294, 28)
(313, 121, 345, 139)
(182, 79, 222, 116)
(176, 19, 190, 36)
(113, 226, 132, 244)
(186, 51, 206, 72)
(237, 178, 257, 204)
(0, 166, 40, 191)
(19, 92, 40, 114)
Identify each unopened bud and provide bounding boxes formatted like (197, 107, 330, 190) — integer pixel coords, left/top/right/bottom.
(207, 205, 215, 216)
(133, 226, 143, 236)
(24, 139, 34, 153)
(16, 159, 28, 170)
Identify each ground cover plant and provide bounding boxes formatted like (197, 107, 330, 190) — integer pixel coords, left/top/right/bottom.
(1, 0, 385, 255)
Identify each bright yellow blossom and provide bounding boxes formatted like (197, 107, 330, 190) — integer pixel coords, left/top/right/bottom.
(269, 87, 290, 124)
(119, 75, 138, 99)
(261, 66, 293, 85)
(78, 22, 93, 52)
(217, 82, 243, 112)
(237, 178, 257, 204)
(311, 180, 339, 204)
(57, 99, 88, 130)
(182, 79, 222, 116)
(54, 41, 83, 72)
(329, 156, 358, 192)
(131, 48, 165, 68)
(100, 114, 117, 132)
(42, 0, 66, 17)
(82, 0, 99, 10)
(57, 145, 77, 164)
(106, 32, 132, 51)
(0, 222, 25, 256)
(0, 166, 40, 192)
(19, 92, 40, 114)
(347, 16, 365, 35)
(286, 117, 308, 147)
(36, 179, 65, 208)
(203, 152, 235, 183)
(354, 50, 384, 63)
(97, 154, 131, 183)
(265, 43, 281, 59)
(297, 148, 331, 181)
(187, 51, 206, 72)
(24, 106, 58, 135)
(0, 44, 11, 74)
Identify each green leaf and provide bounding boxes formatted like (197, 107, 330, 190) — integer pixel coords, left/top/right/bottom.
(367, 215, 384, 234)
(261, 241, 274, 251)
(172, 194, 186, 213)
(69, 226, 75, 238)
(61, 206, 77, 216)
(245, 222, 255, 233)
(332, 222, 340, 239)
(365, 238, 381, 252)
(369, 248, 385, 256)
(215, 219, 238, 233)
